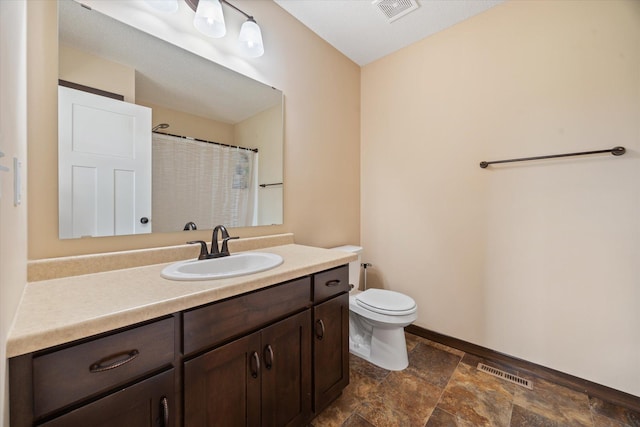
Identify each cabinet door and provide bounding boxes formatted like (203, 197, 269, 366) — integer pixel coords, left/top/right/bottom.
(40, 369, 174, 427)
(261, 310, 311, 427)
(184, 333, 261, 427)
(313, 293, 349, 412)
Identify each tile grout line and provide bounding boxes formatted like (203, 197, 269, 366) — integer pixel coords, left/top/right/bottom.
(424, 351, 466, 425)
(502, 361, 518, 427)
(506, 401, 515, 426)
(586, 399, 597, 427)
(348, 355, 392, 427)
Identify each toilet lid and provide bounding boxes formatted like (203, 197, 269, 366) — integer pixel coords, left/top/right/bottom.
(355, 289, 417, 315)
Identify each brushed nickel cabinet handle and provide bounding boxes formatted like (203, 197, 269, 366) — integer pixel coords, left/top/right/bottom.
(89, 349, 139, 373)
(160, 396, 169, 427)
(315, 319, 325, 340)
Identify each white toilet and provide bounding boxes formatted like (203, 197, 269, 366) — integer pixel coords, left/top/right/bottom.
(331, 245, 418, 371)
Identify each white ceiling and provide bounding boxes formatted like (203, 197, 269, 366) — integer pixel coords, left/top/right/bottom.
(274, 0, 504, 66)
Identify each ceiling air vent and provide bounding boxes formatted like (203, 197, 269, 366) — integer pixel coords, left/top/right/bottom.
(372, 0, 420, 23)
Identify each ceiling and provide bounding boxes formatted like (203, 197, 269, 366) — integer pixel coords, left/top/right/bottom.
(274, 0, 504, 66)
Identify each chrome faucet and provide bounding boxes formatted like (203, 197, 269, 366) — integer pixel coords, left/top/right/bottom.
(187, 225, 239, 260)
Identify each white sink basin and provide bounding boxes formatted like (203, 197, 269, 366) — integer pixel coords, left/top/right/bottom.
(161, 252, 283, 281)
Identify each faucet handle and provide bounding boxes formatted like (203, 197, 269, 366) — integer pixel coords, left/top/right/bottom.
(220, 236, 240, 255)
(183, 221, 197, 231)
(187, 240, 209, 260)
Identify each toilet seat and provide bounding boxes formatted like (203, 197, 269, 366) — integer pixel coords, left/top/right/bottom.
(355, 289, 417, 316)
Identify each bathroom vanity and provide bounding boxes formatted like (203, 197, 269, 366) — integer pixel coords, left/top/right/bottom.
(8, 239, 354, 426)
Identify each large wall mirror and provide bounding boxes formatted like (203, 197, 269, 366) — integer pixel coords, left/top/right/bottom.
(57, 0, 283, 239)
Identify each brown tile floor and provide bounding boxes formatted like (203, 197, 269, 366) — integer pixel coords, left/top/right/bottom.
(311, 333, 640, 427)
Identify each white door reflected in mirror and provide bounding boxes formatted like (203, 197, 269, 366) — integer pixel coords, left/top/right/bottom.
(58, 86, 152, 239)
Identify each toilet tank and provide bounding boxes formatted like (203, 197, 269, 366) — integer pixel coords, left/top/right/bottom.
(330, 245, 362, 289)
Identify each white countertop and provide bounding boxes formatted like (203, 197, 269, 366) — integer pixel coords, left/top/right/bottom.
(8, 243, 356, 358)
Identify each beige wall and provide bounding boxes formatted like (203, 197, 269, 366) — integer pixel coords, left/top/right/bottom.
(0, 1, 29, 424)
(27, 0, 361, 259)
(361, 0, 640, 396)
(139, 101, 235, 145)
(236, 105, 284, 225)
(59, 44, 136, 102)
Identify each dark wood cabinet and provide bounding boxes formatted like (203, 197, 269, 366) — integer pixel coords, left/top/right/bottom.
(33, 317, 175, 418)
(313, 265, 350, 303)
(313, 293, 349, 412)
(312, 277, 350, 413)
(40, 369, 174, 427)
(184, 310, 311, 427)
(10, 265, 349, 427)
(9, 317, 176, 427)
(260, 310, 312, 427)
(183, 277, 311, 356)
(184, 332, 261, 427)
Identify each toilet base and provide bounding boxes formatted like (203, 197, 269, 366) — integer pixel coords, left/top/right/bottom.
(349, 316, 410, 371)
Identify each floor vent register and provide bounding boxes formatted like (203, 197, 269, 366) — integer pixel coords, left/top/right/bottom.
(477, 363, 534, 390)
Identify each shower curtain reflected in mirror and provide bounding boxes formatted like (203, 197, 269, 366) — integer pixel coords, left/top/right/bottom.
(152, 133, 258, 232)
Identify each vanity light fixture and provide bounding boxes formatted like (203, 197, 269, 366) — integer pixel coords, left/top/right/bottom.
(185, 0, 265, 57)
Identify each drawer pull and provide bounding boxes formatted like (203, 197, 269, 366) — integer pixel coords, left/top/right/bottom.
(325, 279, 341, 287)
(89, 349, 139, 373)
(315, 319, 325, 340)
(250, 351, 260, 379)
(264, 345, 274, 370)
(160, 396, 169, 427)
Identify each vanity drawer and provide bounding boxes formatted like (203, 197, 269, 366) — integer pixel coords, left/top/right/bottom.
(313, 265, 349, 302)
(32, 317, 175, 418)
(183, 277, 311, 355)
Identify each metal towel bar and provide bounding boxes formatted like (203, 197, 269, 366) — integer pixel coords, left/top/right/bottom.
(479, 146, 626, 169)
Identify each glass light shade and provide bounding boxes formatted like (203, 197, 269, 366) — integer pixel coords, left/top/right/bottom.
(194, 0, 226, 38)
(144, 0, 179, 13)
(238, 19, 264, 58)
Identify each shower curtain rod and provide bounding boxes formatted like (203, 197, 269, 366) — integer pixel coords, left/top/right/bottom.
(152, 131, 258, 153)
(479, 146, 625, 168)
